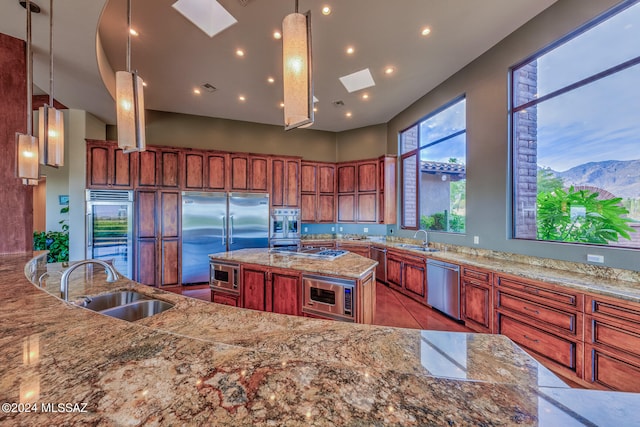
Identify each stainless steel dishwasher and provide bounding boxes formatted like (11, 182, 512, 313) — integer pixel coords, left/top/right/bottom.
(370, 246, 387, 284)
(427, 259, 461, 320)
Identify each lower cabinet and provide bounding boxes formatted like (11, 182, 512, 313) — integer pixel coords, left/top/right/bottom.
(386, 250, 426, 303)
(462, 266, 493, 333)
(211, 290, 239, 307)
(336, 243, 370, 258)
(241, 265, 301, 315)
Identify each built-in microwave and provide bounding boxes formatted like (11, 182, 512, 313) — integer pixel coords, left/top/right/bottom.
(302, 274, 356, 322)
(209, 261, 240, 294)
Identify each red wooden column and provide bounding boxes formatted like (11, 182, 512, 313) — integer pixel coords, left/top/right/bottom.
(0, 32, 33, 254)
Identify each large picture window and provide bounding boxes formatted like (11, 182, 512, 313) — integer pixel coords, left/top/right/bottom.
(400, 97, 466, 233)
(511, 1, 640, 249)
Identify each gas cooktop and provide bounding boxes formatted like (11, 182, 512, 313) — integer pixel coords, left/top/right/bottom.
(269, 247, 349, 260)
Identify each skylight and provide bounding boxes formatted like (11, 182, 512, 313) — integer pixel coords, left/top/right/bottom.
(172, 0, 237, 38)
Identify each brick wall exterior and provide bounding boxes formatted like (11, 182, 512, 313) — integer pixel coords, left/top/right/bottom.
(401, 126, 418, 227)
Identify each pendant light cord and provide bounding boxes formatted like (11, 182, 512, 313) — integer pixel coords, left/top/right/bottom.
(126, 0, 131, 73)
(26, 0, 33, 135)
(49, 0, 53, 106)
(295, 0, 298, 13)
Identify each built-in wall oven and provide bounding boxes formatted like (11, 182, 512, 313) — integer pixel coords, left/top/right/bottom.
(209, 261, 240, 295)
(270, 208, 301, 249)
(302, 274, 356, 322)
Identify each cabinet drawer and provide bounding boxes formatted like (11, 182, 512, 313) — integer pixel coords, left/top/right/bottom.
(462, 267, 490, 283)
(587, 295, 640, 325)
(499, 314, 576, 370)
(585, 346, 640, 392)
(497, 291, 578, 335)
(212, 291, 239, 307)
(586, 317, 640, 357)
(495, 275, 582, 310)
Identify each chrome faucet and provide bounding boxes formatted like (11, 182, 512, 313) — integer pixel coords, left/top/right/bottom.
(413, 229, 429, 247)
(60, 259, 119, 301)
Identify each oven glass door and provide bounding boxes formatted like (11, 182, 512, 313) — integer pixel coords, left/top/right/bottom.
(285, 215, 299, 236)
(310, 287, 336, 306)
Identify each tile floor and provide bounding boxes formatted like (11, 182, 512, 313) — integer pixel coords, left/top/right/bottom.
(179, 282, 472, 332)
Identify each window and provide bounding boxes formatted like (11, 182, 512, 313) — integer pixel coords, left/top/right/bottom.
(511, 0, 640, 249)
(400, 97, 467, 233)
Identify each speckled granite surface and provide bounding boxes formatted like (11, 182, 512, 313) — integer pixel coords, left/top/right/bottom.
(2, 252, 640, 426)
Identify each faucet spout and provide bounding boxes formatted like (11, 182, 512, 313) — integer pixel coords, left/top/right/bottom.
(413, 229, 429, 247)
(60, 259, 119, 301)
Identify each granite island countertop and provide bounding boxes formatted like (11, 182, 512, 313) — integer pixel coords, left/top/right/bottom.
(1, 252, 639, 426)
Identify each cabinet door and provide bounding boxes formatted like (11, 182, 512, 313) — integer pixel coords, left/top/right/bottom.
(160, 239, 180, 287)
(112, 148, 134, 188)
(337, 164, 356, 193)
(183, 151, 205, 189)
(212, 291, 239, 307)
(357, 161, 377, 192)
(207, 153, 228, 190)
(137, 149, 159, 187)
(242, 267, 267, 311)
(318, 195, 335, 223)
(160, 150, 180, 188)
(318, 164, 335, 194)
(285, 159, 300, 207)
(136, 190, 157, 238)
(386, 253, 403, 290)
(135, 190, 157, 285)
(271, 272, 301, 316)
(301, 162, 317, 193)
(159, 191, 180, 287)
(337, 194, 355, 222)
(585, 345, 640, 392)
(271, 158, 285, 207)
(403, 257, 426, 301)
(136, 239, 157, 286)
(87, 144, 110, 187)
(301, 194, 317, 222)
(463, 280, 492, 333)
(230, 154, 248, 190)
(250, 156, 269, 192)
(357, 193, 377, 223)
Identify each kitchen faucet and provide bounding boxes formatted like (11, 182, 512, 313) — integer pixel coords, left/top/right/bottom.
(413, 229, 429, 247)
(60, 259, 119, 301)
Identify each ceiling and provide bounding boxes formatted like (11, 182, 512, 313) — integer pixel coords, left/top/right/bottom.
(0, 0, 558, 132)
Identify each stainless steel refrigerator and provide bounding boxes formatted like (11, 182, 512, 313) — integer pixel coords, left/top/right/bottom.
(86, 190, 134, 279)
(181, 192, 270, 284)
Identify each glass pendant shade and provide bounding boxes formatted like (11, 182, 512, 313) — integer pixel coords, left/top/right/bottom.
(116, 70, 146, 153)
(38, 105, 64, 167)
(282, 11, 313, 130)
(16, 133, 39, 180)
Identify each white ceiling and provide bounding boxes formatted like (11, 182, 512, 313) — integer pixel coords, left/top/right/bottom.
(0, 0, 558, 132)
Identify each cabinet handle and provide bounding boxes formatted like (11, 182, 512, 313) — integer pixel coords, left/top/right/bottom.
(523, 335, 539, 343)
(523, 306, 540, 315)
(524, 286, 540, 295)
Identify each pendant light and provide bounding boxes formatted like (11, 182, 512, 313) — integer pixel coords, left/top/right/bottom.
(16, 0, 39, 184)
(116, 0, 146, 153)
(282, 0, 313, 130)
(38, 0, 64, 167)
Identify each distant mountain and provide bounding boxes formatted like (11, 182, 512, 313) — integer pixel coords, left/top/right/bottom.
(550, 159, 640, 199)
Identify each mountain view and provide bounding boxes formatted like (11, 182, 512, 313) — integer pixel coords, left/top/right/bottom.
(549, 159, 640, 199)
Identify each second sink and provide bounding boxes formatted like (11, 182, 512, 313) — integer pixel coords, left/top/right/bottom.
(100, 300, 175, 322)
(81, 291, 148, 312)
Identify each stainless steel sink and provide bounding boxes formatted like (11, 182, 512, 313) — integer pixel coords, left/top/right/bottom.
(396, 244, 439, 252)
(99, 299, 175, 322)
(81, 291, 148, 311)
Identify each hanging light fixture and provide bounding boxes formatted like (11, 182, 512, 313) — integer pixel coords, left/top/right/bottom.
(116, 0, 145, 152)
(38, 0, 64, 167)
(16, 0, 39, 184)
(282, 0, 313, 130)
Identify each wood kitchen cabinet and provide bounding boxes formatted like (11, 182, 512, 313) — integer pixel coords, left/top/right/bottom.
(336, 242, 370, 258)
(136, 146, 180, 189)
(336, 158, 381, 223)
(495, 273, 584, 379)
(462, 266, 493, 333)
(182, 150, 205, 189)
(134, 189, 181, 287)
(378, 155, 397, 224)
(241, 264, 301, 315)
(86, 140, 134, 189)
(230, 153, 270, 192)
(584, 294, 640, 392)
(300, 161, 336, 223)
(386, 249, 427, 303)
(211, 290, 240, 307)
(337, 163, 357, 222)
(271, 156, 301, 208)
(206, 152, 228, 190)
(337, 163, 356, 193)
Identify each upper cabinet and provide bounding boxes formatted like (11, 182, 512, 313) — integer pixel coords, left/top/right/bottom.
(182, 150, 229, 191)
(271, 157, 301, 208)
(230, 153, 270, 192)
(135, 146, 180, 189)
(301, 161, 336, 223)
(86, 139, 134, 189)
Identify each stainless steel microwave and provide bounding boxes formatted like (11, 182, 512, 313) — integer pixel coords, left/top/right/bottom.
(302, 274, 356, 322)
(209, 261, 240, 295)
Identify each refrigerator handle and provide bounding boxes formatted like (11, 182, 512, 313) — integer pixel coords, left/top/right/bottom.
(229, 215, 235, 244)
(221, 215, 226, 245)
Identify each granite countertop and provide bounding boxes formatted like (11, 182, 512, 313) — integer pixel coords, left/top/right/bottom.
(209, 248, 378, 279)
(2, 252, 640, 426)
(304, 236, 640, 303)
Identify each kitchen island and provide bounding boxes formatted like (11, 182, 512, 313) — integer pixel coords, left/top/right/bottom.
(1, 252, 639, 426)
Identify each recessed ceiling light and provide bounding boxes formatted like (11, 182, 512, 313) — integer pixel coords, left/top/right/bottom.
(239, 95, 246, 101)
(384, 66, 395, 75)
(193, 88, 201, 95)
(273, 30, 282, 40)
(322, 6, 331, 15)
(421, 27, 431, 36)
(362, 93, 369, 100)
(129, 28, 139, 36)
(236, 49, 245, 57)
(346, 46, 354, 55)
(267, 77, 275, 84)
(345, 112, 352, 118)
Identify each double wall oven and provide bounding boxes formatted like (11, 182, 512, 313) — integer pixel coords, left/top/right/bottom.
(270, 208, 301, 250)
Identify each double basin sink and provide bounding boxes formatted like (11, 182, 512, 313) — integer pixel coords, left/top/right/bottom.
(395, 243, 439, 253)
(78, 291, 174, 322)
